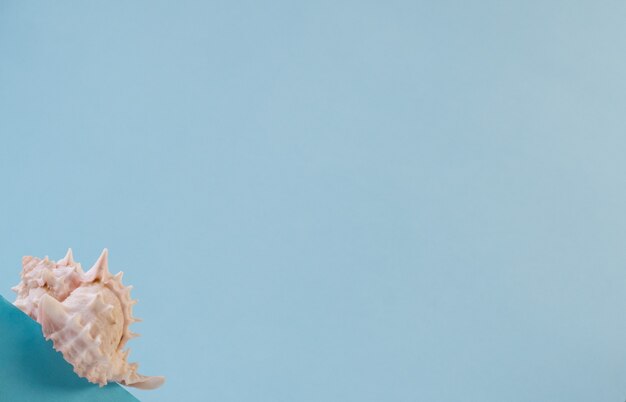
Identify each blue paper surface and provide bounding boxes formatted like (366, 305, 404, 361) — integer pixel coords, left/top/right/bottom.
(0, 295, 138, 402)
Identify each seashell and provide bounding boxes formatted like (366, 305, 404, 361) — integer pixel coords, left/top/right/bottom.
(12, 248, 165, 389)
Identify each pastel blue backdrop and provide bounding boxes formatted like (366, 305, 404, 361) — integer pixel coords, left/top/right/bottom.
(1, 1, 626, 401)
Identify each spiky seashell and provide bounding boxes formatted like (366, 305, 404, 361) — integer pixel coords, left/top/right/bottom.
(12, 249, 165, 389)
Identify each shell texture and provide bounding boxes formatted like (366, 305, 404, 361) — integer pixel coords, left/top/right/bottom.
(12, 249, 164, 389)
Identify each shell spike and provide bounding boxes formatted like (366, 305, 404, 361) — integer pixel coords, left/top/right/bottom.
(38, 294, 69, 334)
(57, 248, 75, 266)
(84, 248, 110, 282)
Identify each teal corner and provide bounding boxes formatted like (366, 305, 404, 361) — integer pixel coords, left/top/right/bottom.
(0, 295, 138, 402)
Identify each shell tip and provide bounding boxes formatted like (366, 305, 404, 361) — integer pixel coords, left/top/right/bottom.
(126, 375, 165, 390)
(58, 248, 75, 266)
(85, 248, 110, 281)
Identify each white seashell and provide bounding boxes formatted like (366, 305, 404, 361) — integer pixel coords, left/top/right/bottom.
(13, 248, 165, 389)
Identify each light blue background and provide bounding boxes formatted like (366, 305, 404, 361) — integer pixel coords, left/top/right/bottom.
(1, 1, 626, 401)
